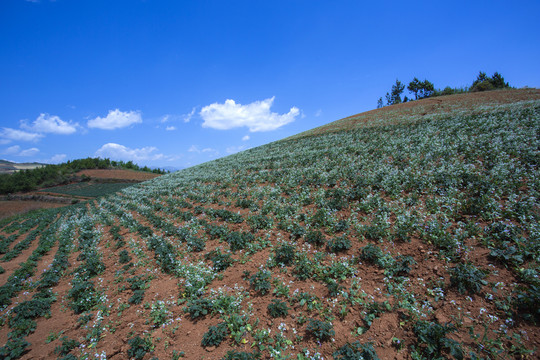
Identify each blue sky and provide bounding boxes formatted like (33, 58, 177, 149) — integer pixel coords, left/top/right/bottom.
(1, 0, 539, 169)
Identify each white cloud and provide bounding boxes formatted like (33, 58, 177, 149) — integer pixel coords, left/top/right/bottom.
(200, 97, 299, 132)
(47, 154, 67, 164)
(19, 148, 40, 157)
(242, 135, 250, 141)
(184, 107, 196, 123)
(2, 145, 21, 155)
(22, 113, 78, 134)
(188, 145, 217, 154)
(166, 126, 176, 131)
(95, 143, 164, 162)
(315, 109, 322, 117)
(188, 145, 219, 157)
(161, 108, 196, 124)
(226, 145, 246, 154)
(88, 109, 142, 130)
(1, 145, 40, 157)
(0, 128, 43, 143)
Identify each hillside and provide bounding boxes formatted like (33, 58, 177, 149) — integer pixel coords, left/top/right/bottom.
(0, 89, 539, 359)
(0, 161, 45, 174)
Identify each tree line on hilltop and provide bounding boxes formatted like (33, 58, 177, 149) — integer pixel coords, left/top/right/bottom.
(377, 71, 511, 108)
(0, 157, 168, 195)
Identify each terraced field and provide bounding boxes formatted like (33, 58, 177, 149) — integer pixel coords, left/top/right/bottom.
(0, 89, 539, 359)
(38, 183, 136, 198)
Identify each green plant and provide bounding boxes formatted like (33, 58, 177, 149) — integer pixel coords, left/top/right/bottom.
(221, 350, 261, 360)
(413, 321, 463, 360)
(248, 214, 273, 231)
(326, 279, 344, 297)
(118, 249, 132, 264)
(306, 319, 334, 342)
(513, 284, 540, 324)
(129, 290, 145, 304)
(294, 292, 321, 312)
(206, 249, 233, 272)
(274, 243, 295, 265)
(449, 263, 487, 295)
(327, 235, 351, 253)
(184, 298, 212, 319)
(67, 279, 99, 314)
(267, 299, 289, 318)
(201, 322, 229, 347)
(224, 313, 250, 344)
(227, 231, 254, 252)
(294, 254, 316, 280)
(150, 300, 170, 327)
(0, 338, 31, 360)
(127, 335, 153, 360)
(333, 341, 379, 360)
(54, 336, 80, 356)
(248, 269, 272, 295)
(187, 236, 206, 252)
(304, 229, 325, 246)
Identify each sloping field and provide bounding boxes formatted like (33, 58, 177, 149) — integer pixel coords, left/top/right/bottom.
(75, 169, 161, 181)
(0, 89, 539, 359)
(38, 183, 136, 198)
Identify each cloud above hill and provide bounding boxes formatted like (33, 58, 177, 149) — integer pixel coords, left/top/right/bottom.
(95, 143, 163, 161)
(1, 145, 40, 157)
(0, 128, 43, 143)
(22, 113, 78, 134)
(88, 109, 142, 130)
(200, 97, 299, 132)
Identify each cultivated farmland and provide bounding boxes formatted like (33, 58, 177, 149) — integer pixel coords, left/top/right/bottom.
(0, 89, 539, 359)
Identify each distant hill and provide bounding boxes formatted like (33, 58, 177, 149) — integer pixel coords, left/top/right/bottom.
(0, 89, 538, 360)
(0, 160, 46, 174)
(0, 157, 167, 195)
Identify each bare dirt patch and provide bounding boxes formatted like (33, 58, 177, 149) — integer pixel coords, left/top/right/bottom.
(76, 169, 161, 181)
(0, 200, 66, 220)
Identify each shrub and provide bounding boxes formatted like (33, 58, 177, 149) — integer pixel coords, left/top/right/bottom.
(326, 280, 345, 297)
(289, 224, 306, 240)
(333, 220, 350, 233)
(222, 350, 261, 360)
(513, 284, 540, 324)
(413, 321, 463, 360)
(187, 236, 206, 252)
(248, 214, 273, 231)
(227, 231, 254, 252)
(386, 255, 416, 277)
(54, 337, 80, 356)
(274, 244, 295, 265)
(449, 263, 487, 294)
(185, 298, 213, 320)
(150, 301, 169, 327)
(306, 319, 334, 342)
(359, 244, 384, 266)
(294, 255, 316, 280)
(0, 338, 31, 360)
(333, 341, 379, 360)
(67, 279, 99, 314)
(304, 229, 325, 246)
(267, 299, 289, 318)
(248, 269, 272, 295)
(118, 249, 131, 264)
(129, 290, 145, 305)
(205, 224, 228, 240)
(201, 322, 229, 347)
(206, 249, 233, 272)
(327, 235, 351, 253)
(127, 336, 153, 360)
